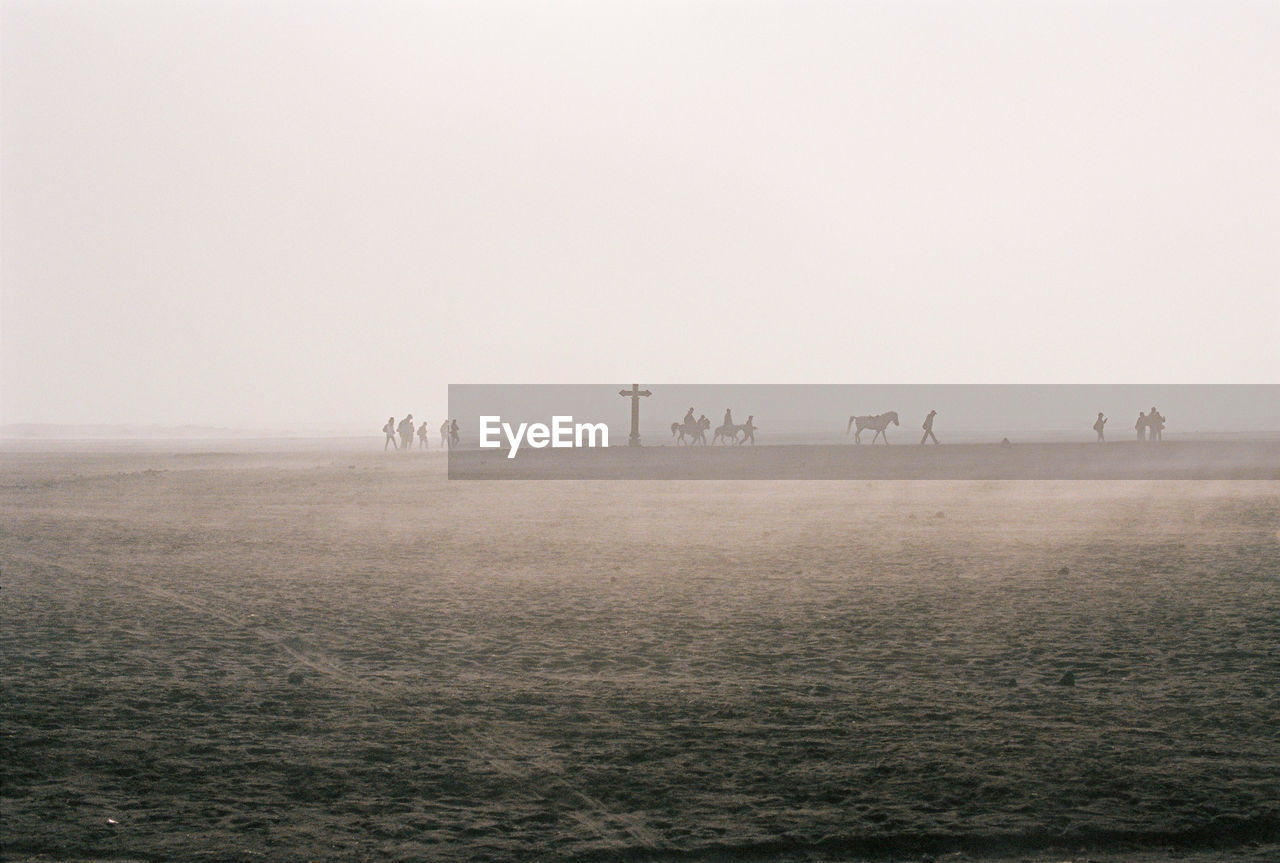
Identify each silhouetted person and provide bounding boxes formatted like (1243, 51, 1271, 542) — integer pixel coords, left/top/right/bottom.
(723, 408, 733, 428)
(740, 416, 757, 445)
(921, 410, 939, 445)
(383, 416, 397, 450)
(1136, 411, 1147, 441)
(683, 407, 696, 428)
(417, 421, 429, 449)
(440, 420, 450, 447)
(1093, 412, 1107, 443)
(1149, 407, 1165, 441)
(398, 414, 414, 451)
(449, 419, 460, 448)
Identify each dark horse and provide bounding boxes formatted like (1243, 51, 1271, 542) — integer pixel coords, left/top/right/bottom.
(671, 417, 711, 445)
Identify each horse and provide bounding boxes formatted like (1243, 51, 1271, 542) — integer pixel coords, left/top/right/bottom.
(671, 417, 710, 445)
(713, 422, 743, 445)
(846, 411, 899, 444)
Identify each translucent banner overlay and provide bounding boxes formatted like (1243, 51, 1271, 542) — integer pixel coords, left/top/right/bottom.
(447, 385, 1280, 480)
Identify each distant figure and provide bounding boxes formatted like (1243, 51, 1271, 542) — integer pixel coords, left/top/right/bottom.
(671, 414, 710, 445)
(739, 416, 757, 445)
(1000, 437, 1012, 447)
(1149, 407, 1165, 441)
(1136, 411, 1148, 441)
(397, 414, 414, 451)
(683, 407, 696, 428)
(695, 415, 713, 445)
(723, 408, 733, 428)
(383, 416, 398, 450)
(440, 420, 450, 447)
(921, 410, 939, 445)
(846, 411, 900, 444)
(1093, 412, 1107, 443)
(449, 419, 460, 448)
(417, 421, 429, 449)
(712, 419, 740, 445)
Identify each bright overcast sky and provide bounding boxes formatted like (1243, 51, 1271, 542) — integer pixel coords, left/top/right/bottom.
(2, 0, 1277, 427)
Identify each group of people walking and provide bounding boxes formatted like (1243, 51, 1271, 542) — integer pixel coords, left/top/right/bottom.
(382, 405, 1170, 449)
(1093, 407, 1166, 442)
(383, 415, 459, 450)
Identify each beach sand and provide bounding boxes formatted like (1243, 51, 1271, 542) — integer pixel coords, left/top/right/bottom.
(448, 438, 1280, 480)
(2, 445, 1277, 861)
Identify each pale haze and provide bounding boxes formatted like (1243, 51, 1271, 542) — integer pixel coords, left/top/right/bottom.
(3, 0, 1277, 428)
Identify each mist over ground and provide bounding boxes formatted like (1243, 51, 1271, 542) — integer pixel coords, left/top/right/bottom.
(3, 451, 1278, 861)
(3, 1, 1278, 861)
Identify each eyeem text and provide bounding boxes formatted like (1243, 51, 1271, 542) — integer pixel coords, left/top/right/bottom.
(478, 416, 609, 458)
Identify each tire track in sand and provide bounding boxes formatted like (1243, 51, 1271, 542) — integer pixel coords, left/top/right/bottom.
(5, 551, 661, 853)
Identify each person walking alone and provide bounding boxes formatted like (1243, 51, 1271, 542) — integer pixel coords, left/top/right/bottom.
(920, 410, 939, 445)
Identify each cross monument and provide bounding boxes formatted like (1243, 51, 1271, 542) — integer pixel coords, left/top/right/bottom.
(618, 383, 652, 447)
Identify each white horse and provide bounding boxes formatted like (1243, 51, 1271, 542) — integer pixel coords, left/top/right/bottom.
(671, 417, 710, 445)
(846, 411, 899, 444)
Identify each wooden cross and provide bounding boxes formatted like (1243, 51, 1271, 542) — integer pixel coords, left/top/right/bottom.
(618, 383, 652, 447)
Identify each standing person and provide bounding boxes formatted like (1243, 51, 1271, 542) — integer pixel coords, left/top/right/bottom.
(440, 419, 450, 447)
(449, 419, 460, 448)
(383, 416, 398, 450)
(921, 410, 939, 445)
(1136, 411, 1147, 441)
(1093, 412, 1107, 442)
(1149, 407, 1165, 441)
(398, 414, 414, 451)
(417, 421, 430, 449)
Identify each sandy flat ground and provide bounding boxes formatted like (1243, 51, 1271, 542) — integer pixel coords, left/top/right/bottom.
(2, 446, 1278, 862)
(447, 439, 1280, 480)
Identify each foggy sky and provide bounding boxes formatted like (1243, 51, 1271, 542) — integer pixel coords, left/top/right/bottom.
(3, 1, 1277, 429)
